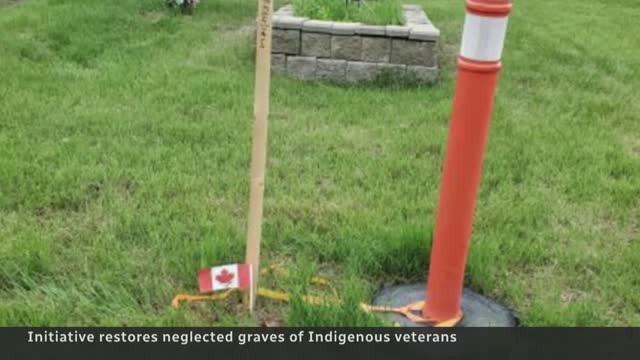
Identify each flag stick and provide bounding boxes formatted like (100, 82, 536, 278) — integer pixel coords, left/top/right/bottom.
(245, 0, 274, 313)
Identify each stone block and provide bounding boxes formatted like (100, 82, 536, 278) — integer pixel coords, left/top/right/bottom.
(356, 25, 386, 36)
(346, 61, 380, 82)
(406, 65, 439, 83)
(316, 59, 347, 81)
(386, 25, 410, 38)
(301, 32, 331, 58)
(402, 4, 432, 24)
(361, 37, 391, 63)
(303, 20, 334, 34)
(331, 35, 362, 61)
(287, 56, 317, 80)
(332, 22, 360, 35)
(271, 53, 286, 74)
(272, 29, 300, 54)
(390, 39, 437, 66)
(273, 16, 306, 30)
(378, 63, 407, 77)
(409, 24, 440, 41)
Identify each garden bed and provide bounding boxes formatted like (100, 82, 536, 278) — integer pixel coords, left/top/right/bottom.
(271, 4, 440, 84)
(292, 0, 404, 26)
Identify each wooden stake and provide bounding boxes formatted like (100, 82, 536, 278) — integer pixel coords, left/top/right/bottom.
(245, 0, 274, 313)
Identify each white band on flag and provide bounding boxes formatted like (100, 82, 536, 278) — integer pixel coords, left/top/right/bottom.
(460, 13, 509, 62)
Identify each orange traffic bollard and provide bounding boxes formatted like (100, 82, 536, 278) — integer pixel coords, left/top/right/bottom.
(423, 0, 513, 322)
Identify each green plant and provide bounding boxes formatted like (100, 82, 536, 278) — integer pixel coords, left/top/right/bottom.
(292, 0, 404, 25)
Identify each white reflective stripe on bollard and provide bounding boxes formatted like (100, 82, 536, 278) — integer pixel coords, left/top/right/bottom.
(460, 13, 509, 62)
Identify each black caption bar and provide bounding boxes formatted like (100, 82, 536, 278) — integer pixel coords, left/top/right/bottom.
(2, 328, 639, 360)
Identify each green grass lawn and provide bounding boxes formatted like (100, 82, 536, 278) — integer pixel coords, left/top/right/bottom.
(1, 0, 639, 326)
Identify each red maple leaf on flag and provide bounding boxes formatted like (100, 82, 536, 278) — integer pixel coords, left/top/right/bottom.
(215, 268, 235, 284)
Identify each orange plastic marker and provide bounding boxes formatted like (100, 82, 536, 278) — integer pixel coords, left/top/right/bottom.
(423, 0, 513, 322)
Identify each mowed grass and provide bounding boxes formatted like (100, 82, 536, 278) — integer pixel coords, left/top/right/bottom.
(0, 0, 639, 326)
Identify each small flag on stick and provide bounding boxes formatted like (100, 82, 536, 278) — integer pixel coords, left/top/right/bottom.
(198, 264, 252, 293)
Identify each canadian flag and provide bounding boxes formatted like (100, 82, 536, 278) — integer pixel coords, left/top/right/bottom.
(198, 263, 252, 293)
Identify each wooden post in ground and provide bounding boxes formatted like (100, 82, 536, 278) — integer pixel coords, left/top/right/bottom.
(245, 0, 274, 313)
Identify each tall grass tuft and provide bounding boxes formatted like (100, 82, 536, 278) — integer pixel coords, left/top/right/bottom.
(292, 0, 404, 25)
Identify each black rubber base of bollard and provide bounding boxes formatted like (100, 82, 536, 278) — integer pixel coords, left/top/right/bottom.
(372, 283, 518, 327)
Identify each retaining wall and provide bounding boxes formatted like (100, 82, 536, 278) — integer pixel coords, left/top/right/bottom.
(271, 4, 440, 83)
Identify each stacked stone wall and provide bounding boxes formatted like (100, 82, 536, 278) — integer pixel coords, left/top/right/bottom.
(271, 4, 440, 83)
